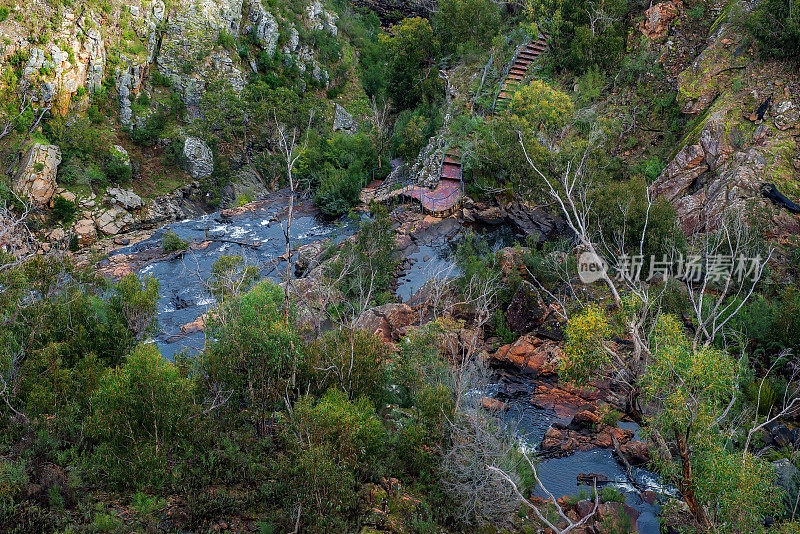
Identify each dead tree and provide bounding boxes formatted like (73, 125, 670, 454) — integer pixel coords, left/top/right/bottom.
(684, 209, 774, 351)
(275, 113, 313, 316)
(488, 450, 600, 533)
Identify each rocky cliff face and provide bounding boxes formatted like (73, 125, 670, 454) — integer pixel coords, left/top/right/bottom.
(0, 0, 337, 124)
(1, 0, 343, 251)
(646, 1, 800, 234)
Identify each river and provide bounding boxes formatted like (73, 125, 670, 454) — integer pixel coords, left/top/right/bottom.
(110, 192, 667, 532)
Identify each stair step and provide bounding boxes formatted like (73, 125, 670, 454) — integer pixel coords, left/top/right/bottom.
(443, 156, 460, 165)
(441, 166, 462, 180)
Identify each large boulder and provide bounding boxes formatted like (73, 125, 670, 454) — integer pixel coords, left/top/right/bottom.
(183, 137, 214, 180)
(294, 239, 330, 276)
(773, 100, 799, 131)
(506, 281, 547, 333)
(95, 207, 134, 236)
(13, 144, 61, 206)
(638, 1, 682, 41)
(505, 201, 568, 242)
(474, 205, 506, 225)
(73, 217, 97, 247)
(106, 187, 143, 210)
(333, 103, 357, 134)
(354, 303, 414, 343)
(491, 336, 561, 376)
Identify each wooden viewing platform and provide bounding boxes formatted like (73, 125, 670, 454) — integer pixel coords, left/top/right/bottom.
(363, 148, 463, 217)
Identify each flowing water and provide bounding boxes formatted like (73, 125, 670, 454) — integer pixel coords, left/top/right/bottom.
(484, 367, 670, 534)
(110, 193, 360, 359)
(112, 194, 667, 531)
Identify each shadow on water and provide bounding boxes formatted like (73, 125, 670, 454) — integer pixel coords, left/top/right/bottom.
(398, 220, 524, 302)
(481, 366, 669, 534)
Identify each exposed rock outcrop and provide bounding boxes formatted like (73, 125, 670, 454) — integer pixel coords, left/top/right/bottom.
(13, 144, 61, 206)
(106, 187, 143, 210)
(73, 217, 98, 247)
(294, 239, 330, 276)
(638, 1, 683, 41)
(490, 336, 561, 376)
(183, 137, 214, 180)
(246, 0, 280, 54)
(116, 63, 148, 127)
(95, 206, 135, 236)
(155, 0, 244, 112)
(354, 303, 414, 343)
(651, 119, 800, 233)
(333, 103, 357, 134)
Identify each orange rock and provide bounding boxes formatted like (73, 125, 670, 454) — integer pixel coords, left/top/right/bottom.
(639, 0, 683, 41)
(492, 336, 561, 375)
(531, 384, 596, 418)
(480, 397, 509, 411)
(180, 312, 217, 334)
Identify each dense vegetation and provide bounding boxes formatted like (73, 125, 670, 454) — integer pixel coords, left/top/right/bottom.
(3, 0, 800, 531)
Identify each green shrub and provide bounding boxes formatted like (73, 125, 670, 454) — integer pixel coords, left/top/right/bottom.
(278, 389, 387, 530)
(747, 0, 800, 64)
(576, 65, 607, 106)
(383, 17, 442, 110)
(599, 486, 626, 503)
(88, 343, 196, 489)
(161, 230, 188, 251)
(308, 329, 390, 404)
(326, 209, 398, 305)
(216, 30, 236, 50)
(129, 108, 168, 146)
(87, 104, 105, 124)
(83, 165, 108, 188)
(0, 6, 9, 22)
(435, 0, 500, 57)
(136, 92, 150, 106)
(52, 195, 77, 223)
(687, 4, 706, 20)
(302, 132, 381, 217)
(151, 69, 171, 87)
(744, 379, 778, 415)
(201, 280, 304, 418)
(391, 104, 441, 162)
(550, 0, 630, 74)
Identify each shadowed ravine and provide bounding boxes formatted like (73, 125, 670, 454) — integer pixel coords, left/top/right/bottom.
(119, 194, 667, 532)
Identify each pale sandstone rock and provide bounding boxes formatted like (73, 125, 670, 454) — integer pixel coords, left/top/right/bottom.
(13, 144, 61, 206)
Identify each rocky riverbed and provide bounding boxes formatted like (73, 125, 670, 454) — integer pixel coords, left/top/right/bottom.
(80, 192, 669, 531)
